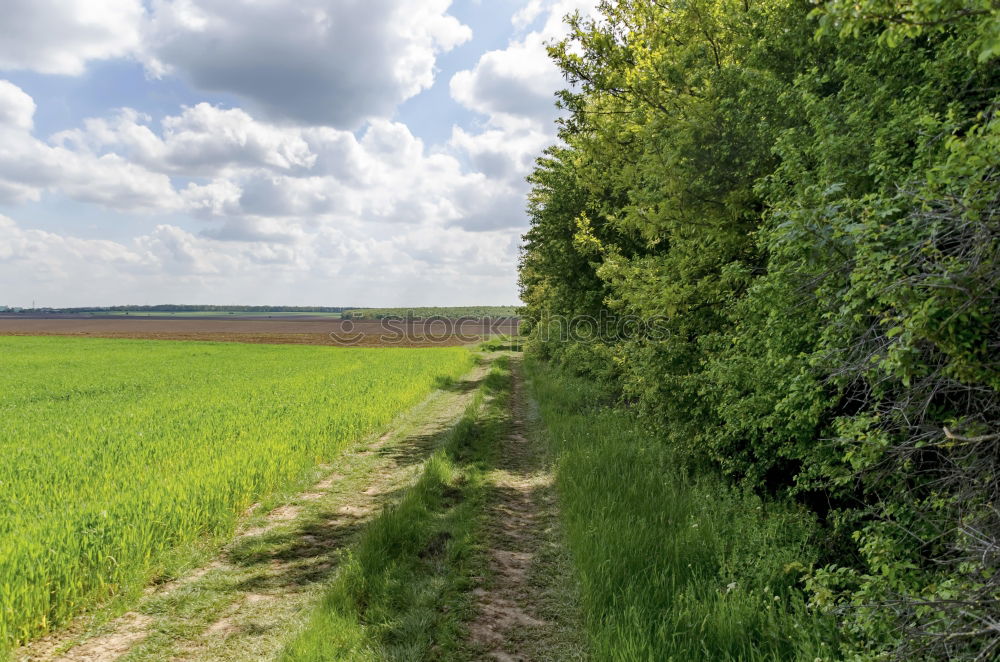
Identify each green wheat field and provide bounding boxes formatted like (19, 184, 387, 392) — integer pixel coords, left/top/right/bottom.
(0, 337, 473, 649)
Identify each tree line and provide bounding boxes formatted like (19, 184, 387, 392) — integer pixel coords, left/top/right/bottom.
(343, 306, 520, 320)
(519, 1, 999, 658)
(19, 305, 351, 313)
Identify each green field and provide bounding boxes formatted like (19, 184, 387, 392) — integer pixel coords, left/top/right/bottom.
(0, 337, 473, 650)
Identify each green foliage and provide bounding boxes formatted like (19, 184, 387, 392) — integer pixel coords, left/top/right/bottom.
(0, 337, 473, 652)
(477, 335, 524, 352)
(520, 0, 1000, 657)
(814, 0, 1000, 61)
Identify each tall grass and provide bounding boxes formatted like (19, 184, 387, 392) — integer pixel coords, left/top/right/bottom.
(280, 357, 510, 662)
(0, 336, 473, 651)
(525, 356, 840, 661)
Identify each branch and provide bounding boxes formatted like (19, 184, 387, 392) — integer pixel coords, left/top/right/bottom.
(943, 427, 1000, 443)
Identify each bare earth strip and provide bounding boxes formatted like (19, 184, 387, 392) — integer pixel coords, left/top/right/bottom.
(0, 318, 518, 347)
(466, 358, 587, 662)
(15, 359, 495, 662)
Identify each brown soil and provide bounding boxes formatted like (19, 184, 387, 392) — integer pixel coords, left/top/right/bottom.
(0, 318, 518, 347)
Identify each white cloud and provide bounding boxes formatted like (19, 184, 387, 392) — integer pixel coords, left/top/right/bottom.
(55, 104, 317, 176)
(450, 0, 594, 128)
(0, 78, 530, 242)
(0, 82, 181, 210)
(449, 125, 550, 181)
(0, 215, 150, 280)
(142, 0, 471, 127)
(0, 80, 36, 131)
(179, 179, 242, 217)
(0, 0, 144, 75)
(0, 212, 520, 306)
(450, 33, 562, 126)
(0, 0, 470, 129)
(0, 0, 569, 304)
(512, 0, 546, 30)
(443, 0, 598, 231)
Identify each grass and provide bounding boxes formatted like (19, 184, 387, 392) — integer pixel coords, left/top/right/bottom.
(524, 355, 842, 661)
(477, 334, 524, 352)
(279, 357, 512, 662)
(0, 336, 473, 652)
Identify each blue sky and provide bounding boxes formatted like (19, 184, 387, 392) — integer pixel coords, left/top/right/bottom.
(0, 0, 593, 308)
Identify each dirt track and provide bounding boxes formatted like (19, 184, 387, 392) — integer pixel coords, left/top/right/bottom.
(12, 353, 583, 661)
(467, 358, 586, 661)
(0, 318, 518, 347)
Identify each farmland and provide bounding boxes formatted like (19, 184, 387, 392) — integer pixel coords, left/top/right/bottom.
(0, 336, 474, 651)
(343, 306, 519, 320)
(0, 316, 518, 347)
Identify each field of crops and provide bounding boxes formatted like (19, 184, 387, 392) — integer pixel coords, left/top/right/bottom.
(0, 336, 473, 651)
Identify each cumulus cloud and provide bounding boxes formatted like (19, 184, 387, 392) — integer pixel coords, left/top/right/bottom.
(0, 79, 528, 240)
(449, 125, 551, 181)
(0, 0, 558, 303)
(142, 0, 471, 127)
(450, 34, 562, 126)
(0, 212, 519, 306)
(451, 0, 594, 128)
(0, 0, 144, 75)
(0, 80, 36, 131)
(55, 104, 317, 176)
(0, 82, 181, 209)
(512, 0, 547, 30)
(0, 0, 471, 129)
(0, 215, 154, 295)
(442, 0, 598, 231)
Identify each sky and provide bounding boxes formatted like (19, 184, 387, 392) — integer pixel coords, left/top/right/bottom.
(0, 0, 594, 308)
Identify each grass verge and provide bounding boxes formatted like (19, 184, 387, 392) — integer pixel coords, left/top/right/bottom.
(525, 355, 841, 661)
(278, 357, 512, 662)
(478, 335, 523, 352)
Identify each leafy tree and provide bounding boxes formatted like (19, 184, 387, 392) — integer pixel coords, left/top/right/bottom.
(520, 0, 1000, 657)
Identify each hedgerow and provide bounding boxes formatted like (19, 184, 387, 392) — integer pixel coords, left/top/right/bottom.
(519, 1, 1000, 658)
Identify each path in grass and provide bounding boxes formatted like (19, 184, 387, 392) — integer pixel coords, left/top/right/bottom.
(15, 359, 495, 662)
(466, 358, 587, 662)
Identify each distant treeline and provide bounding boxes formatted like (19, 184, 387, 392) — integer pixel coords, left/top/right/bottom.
(20, 305, 353, 313)
(4, 305, 520, 318)
(343, 306, 519, 320)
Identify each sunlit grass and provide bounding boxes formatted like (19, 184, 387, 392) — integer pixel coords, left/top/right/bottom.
(525, 356, 841, 661)
(279, 357, 510, 662)
(0, 336, 473, 651)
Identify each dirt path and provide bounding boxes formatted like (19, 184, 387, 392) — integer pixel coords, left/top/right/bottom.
(15, 359, 496, 662)
(466, 358, 587, 662)
(14, 355, 586, 662)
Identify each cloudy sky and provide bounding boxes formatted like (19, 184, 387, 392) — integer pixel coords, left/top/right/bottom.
(0, 0, 593, 308)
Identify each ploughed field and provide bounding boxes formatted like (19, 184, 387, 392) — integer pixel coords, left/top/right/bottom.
(0, 336, 474, 651)
(0, 316, 518, 347)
